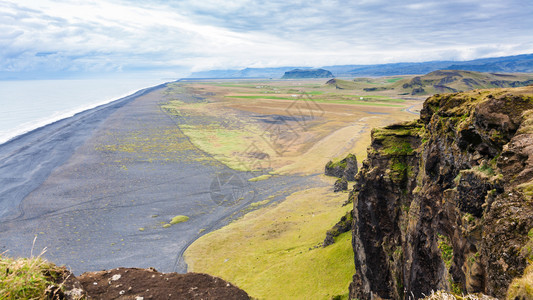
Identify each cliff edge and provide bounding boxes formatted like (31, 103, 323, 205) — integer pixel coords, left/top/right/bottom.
(349, 86, 533, 299)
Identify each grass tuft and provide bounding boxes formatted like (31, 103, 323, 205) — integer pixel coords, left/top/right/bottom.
(506, 264, 533, 300)
(170, 215, 190, 225)
(0, 250, 74, 299)
(248, 174, 272, 182)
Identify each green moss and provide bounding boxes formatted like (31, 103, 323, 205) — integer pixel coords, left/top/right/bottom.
(170, 215, 189, 225)
(383, 141, 414, 156)
(477, 164, 495, 176)
(450, 280, 463, 295)
(463, 213, 476, 223)
(326, 160, 347, 170)
(518, 181, 533, 197)
(391, 160, 409, 181)
(438, 234, 453, 269)
(372, 120, 424, 157)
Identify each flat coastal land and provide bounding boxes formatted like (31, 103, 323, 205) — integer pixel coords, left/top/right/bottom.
(0, 82, 314, 274)
(0, 77, 421, 296)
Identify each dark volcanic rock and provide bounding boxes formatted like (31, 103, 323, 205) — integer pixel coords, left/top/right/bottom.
(333, 177, 348, 192)
(325, 153, 358, 180)
(281, 68, 334, 79)
(349, 86, 533, 299)
(323, 210, 353, 247)
(78, 268, 250, 299)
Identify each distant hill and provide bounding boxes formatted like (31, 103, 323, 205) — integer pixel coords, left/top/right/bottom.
(189, 53, 533, 78)
(395, 70, 533, 95)
(326, 70, 533, 95)
(326, 54, 533, 76)
(281, 68, 333, 79)
(189, 67, 308, 79)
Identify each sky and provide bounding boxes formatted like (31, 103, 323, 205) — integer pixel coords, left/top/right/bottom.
(2, 0, 533, 78)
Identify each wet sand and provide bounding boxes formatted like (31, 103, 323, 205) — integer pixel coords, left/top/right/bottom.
(0, 83, 319, 274)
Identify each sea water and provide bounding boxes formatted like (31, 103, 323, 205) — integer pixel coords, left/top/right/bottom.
(0, 77, 170, 145)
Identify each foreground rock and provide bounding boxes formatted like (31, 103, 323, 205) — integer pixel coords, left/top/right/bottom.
(78, 268, 250, 299)
(349, 86, 533, 299)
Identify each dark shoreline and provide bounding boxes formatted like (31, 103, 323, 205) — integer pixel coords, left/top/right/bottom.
(0, 82, 170, 220)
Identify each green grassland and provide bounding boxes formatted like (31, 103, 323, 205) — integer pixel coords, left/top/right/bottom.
(224, 94, 405, 107)
(185, 185, 354, 300)
(161, 100, 277, 171)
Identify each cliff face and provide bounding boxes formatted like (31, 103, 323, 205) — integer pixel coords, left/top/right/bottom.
(349, 86, 533, 299)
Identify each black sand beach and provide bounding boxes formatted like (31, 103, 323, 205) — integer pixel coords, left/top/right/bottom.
(0, 83, 319, 274)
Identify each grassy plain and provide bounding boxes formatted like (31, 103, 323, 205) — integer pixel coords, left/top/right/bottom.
(185, 183, 353, 299)
(169, 78, 422, 299)
(162, 78, 421, 175)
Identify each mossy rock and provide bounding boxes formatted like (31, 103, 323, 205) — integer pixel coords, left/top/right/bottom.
(333, 178, 348, 192)
(325, 153, 358, 180)
(323, 210, 353, 247)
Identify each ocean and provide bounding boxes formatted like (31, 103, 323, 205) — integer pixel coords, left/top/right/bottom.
(0, 77, 170, 145)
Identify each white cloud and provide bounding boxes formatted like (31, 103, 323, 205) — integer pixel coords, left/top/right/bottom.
(1, 0, 533, 76)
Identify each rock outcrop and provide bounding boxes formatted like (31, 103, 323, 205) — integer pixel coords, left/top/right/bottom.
(324, 210, 353, 247)
(325, 153, 358, 180)
(78, 268, 250, 299)
(349, 86, 533, 299)
(334, 177, 348, 192)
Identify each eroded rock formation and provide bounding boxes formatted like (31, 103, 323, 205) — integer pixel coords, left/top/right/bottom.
(325, 153, 358, 180)
(349, 86, 533, 299)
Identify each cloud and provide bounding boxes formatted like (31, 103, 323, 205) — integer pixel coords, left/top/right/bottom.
(2, 0, 533, 77)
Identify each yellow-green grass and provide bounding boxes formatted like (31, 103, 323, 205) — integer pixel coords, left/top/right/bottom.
(170, 215, 189, 224)
(185, 186, 354, 299)
(507, 263, 533, 300)
(162, 101, 276, 172)
(178, 126, 269, 171)
(0, 254, 69, 299)
(225, 95, 405, 107)
(248, 174, 272, 182)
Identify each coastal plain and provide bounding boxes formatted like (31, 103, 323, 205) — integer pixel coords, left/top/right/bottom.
(0, 77, 420, 298)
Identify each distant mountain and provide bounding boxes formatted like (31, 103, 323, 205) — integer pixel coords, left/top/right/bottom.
(189, 53, 533, 79)
(281, 68, 334, 79)
(395, 70, 533, 95)
(327, 70, 533, 95)
(189, 67, 308, 79)
(447, 53, 533, 73)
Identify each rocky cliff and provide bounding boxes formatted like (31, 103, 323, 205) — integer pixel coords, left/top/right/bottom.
(349, 86, 533, 299)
